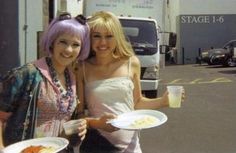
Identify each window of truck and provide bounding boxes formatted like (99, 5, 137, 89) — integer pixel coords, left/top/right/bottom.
(120, 19, 158, 55)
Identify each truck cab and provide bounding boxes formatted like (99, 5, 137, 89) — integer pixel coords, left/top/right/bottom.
(119, 17, 160, 98)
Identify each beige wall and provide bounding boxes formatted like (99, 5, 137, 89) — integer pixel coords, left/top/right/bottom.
(19, 0, 43, 64)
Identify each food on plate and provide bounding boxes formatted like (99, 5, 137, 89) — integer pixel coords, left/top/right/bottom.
(37, 146, 56, 153)
(20, 145, 43, 153)
(129, 115, 158, 128)
(20, 145, 56, 153)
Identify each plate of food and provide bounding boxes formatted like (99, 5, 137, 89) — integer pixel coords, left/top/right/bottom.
(107, 110, 168, 130)
(2, 137, 69, 153)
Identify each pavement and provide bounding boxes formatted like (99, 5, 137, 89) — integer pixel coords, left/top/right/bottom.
(140, 63, 236, 153)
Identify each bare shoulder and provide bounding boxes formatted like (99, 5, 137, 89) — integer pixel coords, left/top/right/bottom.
(129, 56, 141, 79)
(77, 58, 95, 75)
(77, 59, 90, 69)
(130, 56, 141, 68)
(75, 60, 88, 77)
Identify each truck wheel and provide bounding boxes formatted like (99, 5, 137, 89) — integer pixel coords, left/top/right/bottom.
(144, 90, 158, 98)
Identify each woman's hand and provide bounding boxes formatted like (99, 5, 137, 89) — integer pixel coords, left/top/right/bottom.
(162, 87, 186, 107)
(97, 113, 119, 132)
(0, 112, 10, 150)
(77, 119, 87, 141)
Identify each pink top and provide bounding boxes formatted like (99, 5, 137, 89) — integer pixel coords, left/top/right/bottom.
(33, 58, 77, 137)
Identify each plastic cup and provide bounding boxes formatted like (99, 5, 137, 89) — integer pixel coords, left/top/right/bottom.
(63, 120, 81, 135)
(167, 86, 183, 108)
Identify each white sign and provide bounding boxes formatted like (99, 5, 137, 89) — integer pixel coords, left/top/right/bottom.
(181, 15, 224, 24)
(84, 0, 163, 26)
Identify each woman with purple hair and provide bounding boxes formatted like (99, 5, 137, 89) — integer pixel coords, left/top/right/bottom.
(0, 12, 89, 152)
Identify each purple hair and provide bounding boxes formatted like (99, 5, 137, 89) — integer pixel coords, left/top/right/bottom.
(40, 16, 90, 61)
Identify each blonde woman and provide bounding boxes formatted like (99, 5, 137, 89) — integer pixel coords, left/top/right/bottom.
(77, 11, 184, 153)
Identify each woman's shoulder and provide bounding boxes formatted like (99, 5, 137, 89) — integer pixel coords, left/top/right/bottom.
(2, 62, 41, 84)
(130, 56, 140, 67)
(76, 60, 90, 71)
(1, 62, 42, 97)
(75, 60, 89, 77)
(6, 63, 38, 77)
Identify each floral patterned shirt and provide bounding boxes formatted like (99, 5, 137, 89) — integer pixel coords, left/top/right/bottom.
(0, 57, 77, 146)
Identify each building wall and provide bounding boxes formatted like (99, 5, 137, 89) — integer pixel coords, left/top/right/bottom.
(0, 0, 44, 75)
(2, 0, 236, 74)
(66, 0, 83, 16)
(18, 0, 83, 66)
(179, 0, 236, 14)
(0, 0, 83, 74)
(174, 0, 236, 64)
(83, 0, 164, 29)
(179, 14, 236, 64)
(54, 0, 83, 17)
(168, 0, 180, 33)
(0, 0, 19, 75)
(19, 0, 43, 65)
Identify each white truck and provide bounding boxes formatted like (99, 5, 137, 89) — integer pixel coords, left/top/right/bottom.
(83, 0, 164, 98)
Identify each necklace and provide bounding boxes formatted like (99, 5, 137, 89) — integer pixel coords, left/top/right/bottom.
(46, 57, 74, 113)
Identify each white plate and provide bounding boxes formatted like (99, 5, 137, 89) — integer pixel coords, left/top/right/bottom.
(108, 110, 168, 130)
(2, 137, 69, 153)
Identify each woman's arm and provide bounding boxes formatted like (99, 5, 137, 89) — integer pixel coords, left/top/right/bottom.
(76, 62, 86, 116)
(131, 56, 170, 110)
(0, 111, 12, 148)
(0, 120, 4, 149)
(85, 113, 118, 132)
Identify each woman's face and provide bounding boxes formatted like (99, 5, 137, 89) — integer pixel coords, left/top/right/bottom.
(91, 27, 116, 57)
(51, 33, 81, 68)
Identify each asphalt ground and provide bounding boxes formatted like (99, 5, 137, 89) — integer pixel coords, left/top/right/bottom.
(140, 63, 236, 153)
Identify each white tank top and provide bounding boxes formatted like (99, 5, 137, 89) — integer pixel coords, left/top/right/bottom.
(83, 59, 142, 153)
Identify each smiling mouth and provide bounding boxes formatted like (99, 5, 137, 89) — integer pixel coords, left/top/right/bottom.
(61, 53, 73, 58)
(98, 47, 109, 51)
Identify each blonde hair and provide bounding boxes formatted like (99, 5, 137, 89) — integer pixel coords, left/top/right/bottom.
(88, 11, 134, 58)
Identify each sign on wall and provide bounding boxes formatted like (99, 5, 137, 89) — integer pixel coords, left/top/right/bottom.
(179, 14, 236, 64)
(84, 0, 164, 29)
